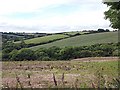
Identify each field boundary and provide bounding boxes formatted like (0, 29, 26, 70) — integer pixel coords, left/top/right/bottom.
(71, 57, 119, 62)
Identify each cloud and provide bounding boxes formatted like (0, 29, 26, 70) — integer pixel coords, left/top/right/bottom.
(0, 0, 104, 15)
(0, 0, 111, 33)
(0, 23, 71, 33)
(0, 0, 74, 15)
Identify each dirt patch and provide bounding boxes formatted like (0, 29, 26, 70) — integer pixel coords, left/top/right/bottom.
(72, 57, 119, 62)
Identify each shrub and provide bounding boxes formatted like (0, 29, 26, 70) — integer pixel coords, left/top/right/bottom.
(15, 48, 35, 61)
(42, 56, 51, 61)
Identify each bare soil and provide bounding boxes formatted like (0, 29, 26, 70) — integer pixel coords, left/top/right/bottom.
(72, 57, 119, 62)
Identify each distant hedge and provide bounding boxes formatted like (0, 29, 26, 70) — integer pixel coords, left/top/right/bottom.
(2, 42, 119, 61)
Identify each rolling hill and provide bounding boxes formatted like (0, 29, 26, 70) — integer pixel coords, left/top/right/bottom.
(30, 31, 118, 50)
(15, 34, 69, 44)
(63, 31, 89, 36)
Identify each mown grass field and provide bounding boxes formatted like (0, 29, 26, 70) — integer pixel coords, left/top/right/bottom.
(2, 57, 119, 88)
(30, 32, 118, 50)
(15, 34, 69, 44)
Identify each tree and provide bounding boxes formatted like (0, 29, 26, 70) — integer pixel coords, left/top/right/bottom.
(98, 29, 105, 32)
(16, 48, 35, 61)
(35, 50, 48, 60)
(47, 46, 60, 59)
(59, 47, 74, 60)
(79, 50, 92, 58)
(105, 29, 110, 32)
(9, 49, 18, 60)
(104, 2, 120, 30)
(35, 48, 49, 60)
(20, 39, 27, 48)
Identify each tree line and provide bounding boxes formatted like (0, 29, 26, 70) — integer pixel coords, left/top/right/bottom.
(2, 42, 119, 61)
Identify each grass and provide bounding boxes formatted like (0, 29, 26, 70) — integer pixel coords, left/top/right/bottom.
(2, 57, 119, 88)
(64, 31, 89, 36)
(30, 31, 118, 50)
(15, 34, 69, 44)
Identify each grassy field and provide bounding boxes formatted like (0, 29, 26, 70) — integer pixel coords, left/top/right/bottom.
(15, 34, 69, 44)
(30, 32, 118, 50)
(2, 57, 119, 88)
(64, 31, 89, 36)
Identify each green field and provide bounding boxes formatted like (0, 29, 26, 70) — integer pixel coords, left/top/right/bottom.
(15, 34, 69, 44)
(30, 32, 118, 50)
(64, 31, 89, 36)
(2, 57, 119, 88)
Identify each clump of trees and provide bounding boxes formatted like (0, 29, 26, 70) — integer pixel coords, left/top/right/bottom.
(9, 48, 35, 61)
(104, 1, 120, 30)
(2, 43, 119, 61)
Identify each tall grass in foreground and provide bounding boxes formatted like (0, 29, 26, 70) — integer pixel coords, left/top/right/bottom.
(2, 60, 119, 89)
(2, 73, 119, 89)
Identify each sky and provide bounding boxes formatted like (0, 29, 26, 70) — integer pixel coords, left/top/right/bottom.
(0, 0, 112, 33)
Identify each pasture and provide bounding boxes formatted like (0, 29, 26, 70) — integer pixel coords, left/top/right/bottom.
(30, 32, 118, 50)
(15, 34, 69, 44)
(63, 31, 89, 36)
(2, 57, 119, 88)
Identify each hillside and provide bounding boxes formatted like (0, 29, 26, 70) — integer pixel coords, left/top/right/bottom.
(30, 31, 118, 50)
(15, 34, 69, 44)
(63, 31, 89, 36)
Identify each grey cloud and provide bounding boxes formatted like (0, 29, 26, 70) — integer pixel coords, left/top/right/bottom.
(0, 22, 110, 33)
(0, 23, 71, 33)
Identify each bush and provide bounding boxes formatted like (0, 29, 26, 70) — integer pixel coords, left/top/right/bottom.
(42, 56, 51, 61)
(9, 49, 18, 60)
(13, 48, 35, 61)
(47, 46, 61, 59)
(2, 43, 118, 61)
(92, 50, 104, 57)
(113, 50, 119, 56)
(35, 51, 48, 60)
(59, 47, 75, 60)
(79, 50, 92, 58)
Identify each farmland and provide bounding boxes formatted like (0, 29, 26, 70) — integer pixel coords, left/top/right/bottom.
(15, 34, 69, 45)
(2, 31, 119, 88)
(1, 0, 120, 89)
(63, 31, 89, 36)
(2, 57, 119, 88)
(30, 31, 118, 50)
